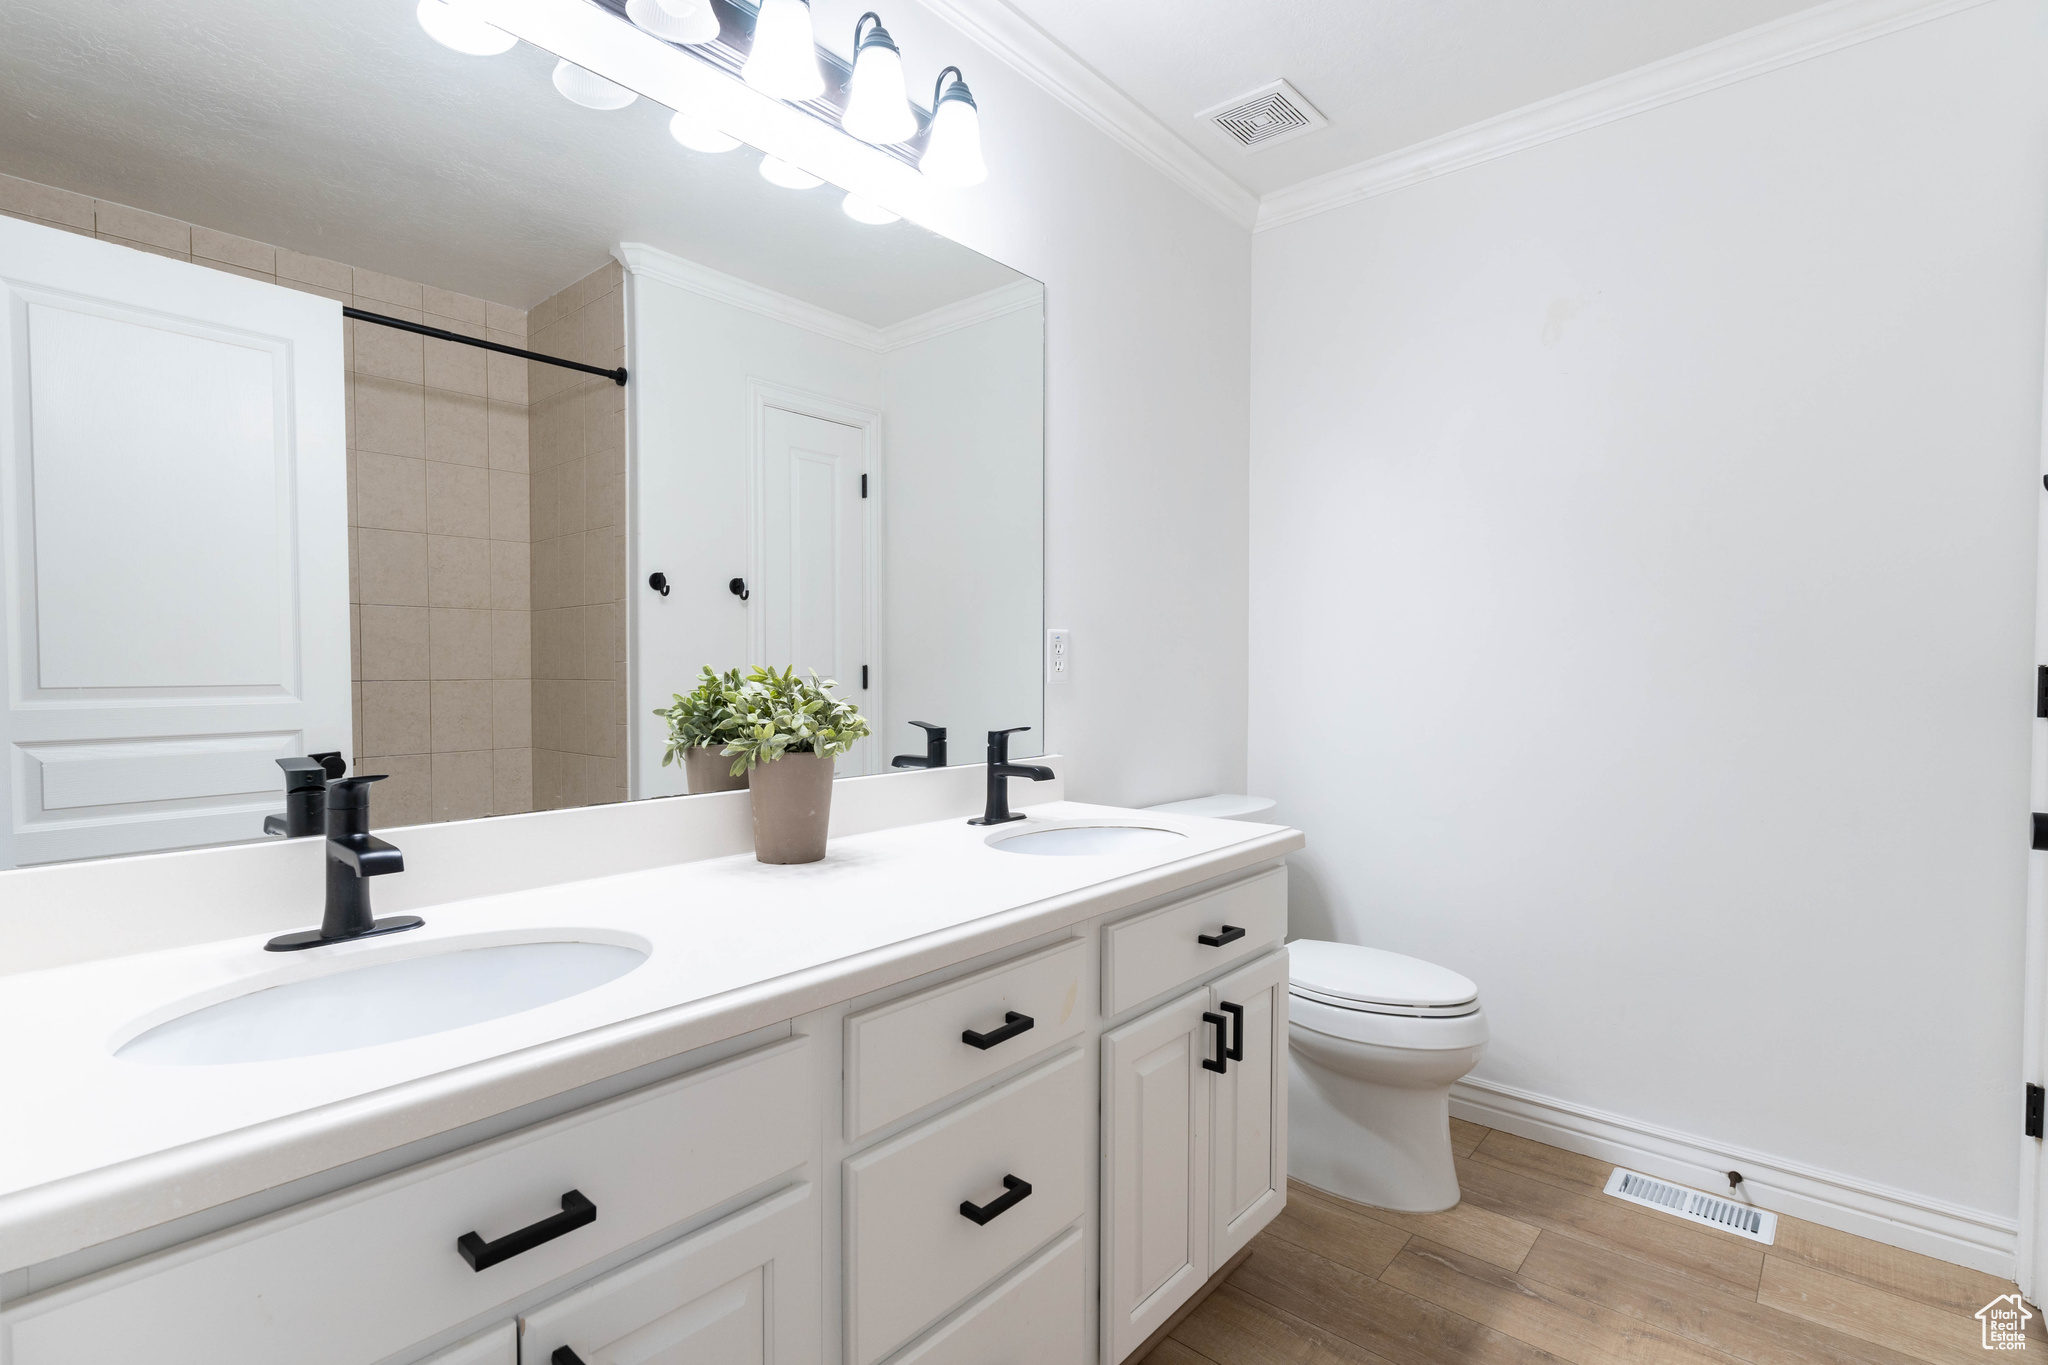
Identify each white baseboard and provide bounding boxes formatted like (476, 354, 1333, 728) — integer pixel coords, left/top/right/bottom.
(1450, 1076, 2018, 1279)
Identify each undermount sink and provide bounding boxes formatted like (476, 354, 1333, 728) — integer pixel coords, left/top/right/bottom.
(989, 824, 1189, 857)
(115, 940, 648, 1066)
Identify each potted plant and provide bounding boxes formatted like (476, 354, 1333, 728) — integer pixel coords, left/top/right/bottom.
(655, 666, 751, 794)
(724, 665, 871, 864)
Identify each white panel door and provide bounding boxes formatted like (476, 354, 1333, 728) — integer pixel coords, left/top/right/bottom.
(1101, 987, 1212, 1365)
(0, 216, 348, 867)
(1208, 950, 1289, 1265)
(755, 406, 871, 772)
(520, 1182, 819, 1365)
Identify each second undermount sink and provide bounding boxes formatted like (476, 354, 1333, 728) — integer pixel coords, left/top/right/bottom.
(114, 940, 648, 1066)
(989, 824, 1189, 857)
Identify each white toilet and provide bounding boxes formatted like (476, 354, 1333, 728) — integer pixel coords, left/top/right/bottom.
(1287, 939, 1489, 1213)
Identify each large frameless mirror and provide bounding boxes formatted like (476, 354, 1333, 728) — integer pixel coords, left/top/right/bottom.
(0, 0, 1042, 865)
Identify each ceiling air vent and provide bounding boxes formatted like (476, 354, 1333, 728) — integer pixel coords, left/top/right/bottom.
(1604, 1168, 1778, 1244)
(1198, 79, 1327, 153)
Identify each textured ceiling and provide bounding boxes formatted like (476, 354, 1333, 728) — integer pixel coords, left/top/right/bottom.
(992, 0, 1827, 196)
(0, 0, 1023, 320)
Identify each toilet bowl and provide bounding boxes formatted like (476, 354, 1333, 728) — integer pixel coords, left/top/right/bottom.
(1287, 940, 1488, 1213)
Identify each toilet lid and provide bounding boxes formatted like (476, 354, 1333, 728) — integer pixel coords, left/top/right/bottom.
(1288, 940, 1479, 1012)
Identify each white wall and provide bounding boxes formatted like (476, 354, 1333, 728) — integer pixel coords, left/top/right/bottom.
(626, 269, 886, 795)
(883, 301, 1046, 763)
(1250, 0, 2047, 1265)
(886, 0, 1253, 803)
(626, 266, 1047, 790)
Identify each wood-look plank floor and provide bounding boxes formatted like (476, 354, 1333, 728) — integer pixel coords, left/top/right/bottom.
(1144, 1122, 2034, 1365)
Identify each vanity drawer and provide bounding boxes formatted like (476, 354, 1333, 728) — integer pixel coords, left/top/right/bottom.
(1102, 867, 1286, 1016)
(0, 1036, 814, 1365)
(845, 937, 1086, 1139)
(844, 1048, 1087, 1365)
(884, 1225, 1086, 1365)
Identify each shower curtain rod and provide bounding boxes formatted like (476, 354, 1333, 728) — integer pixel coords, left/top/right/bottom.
(343, 307, 628, 387)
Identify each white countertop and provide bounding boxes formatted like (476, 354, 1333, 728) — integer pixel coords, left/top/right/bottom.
(0, 802, 1300, 1272)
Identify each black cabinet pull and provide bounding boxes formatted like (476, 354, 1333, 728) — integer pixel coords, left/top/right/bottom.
(1203, 1011, 1229, 1074)
(960, 1174, 1033, 1225)
(962, 1011, 1035, 1050)
(552, 1350, 587, 1365)
(456, 1190, 596, 1271)
(1221, 1000, 1245, 1061)
(1198, 924, 1246, 947)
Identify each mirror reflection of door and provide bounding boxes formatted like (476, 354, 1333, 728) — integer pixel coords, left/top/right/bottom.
(0, 219, 350, 868)
(755, 408, 873, 776)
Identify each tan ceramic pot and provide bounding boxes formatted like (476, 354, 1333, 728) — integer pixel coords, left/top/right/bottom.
(748, 750, 834, 864)
(684, 746, 748, 794)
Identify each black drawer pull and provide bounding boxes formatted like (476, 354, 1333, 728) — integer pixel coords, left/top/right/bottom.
(1221, 1000, 1245, 1060)
(457, 1190, 596, 1271)
(962, 1011, 1035, 1050)
(1198, 924, 1246, 947)
(1203, 1011, 1229, 1073)
(552, 1350, 587, 1365)
(960, 1174, 1033, 1225)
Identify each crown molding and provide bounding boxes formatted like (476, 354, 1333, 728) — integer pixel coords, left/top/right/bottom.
(1256, 0, 1996, 232)
(909, 0, 1261, 230)
(614, 242, 1042, 352)
(615, 241, 881, 348)
(877, 278, 1042, 350)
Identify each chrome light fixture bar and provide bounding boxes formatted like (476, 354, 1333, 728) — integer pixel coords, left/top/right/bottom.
(586, 0, 931, 169)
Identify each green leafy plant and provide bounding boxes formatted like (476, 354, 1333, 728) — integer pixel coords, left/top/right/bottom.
(654, 666, 749, 768)
(721, 665, 872, 775)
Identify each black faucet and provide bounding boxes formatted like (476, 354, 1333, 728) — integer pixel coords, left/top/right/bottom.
(891, 721, 948, 770)
(968, 727, 1054, 826)
(262, 752, 345, 837)
(264, 775, 422, 951)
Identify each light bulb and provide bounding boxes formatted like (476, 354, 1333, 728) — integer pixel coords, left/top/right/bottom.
(759, 156, 825, 190)
(670, 110, 742, 153)
(842, 194, 900, 225)
(920, 68, 987, 187)
(625, 0, 719, 45)
(416, 0, 516, 56)
(553, 59, 638, 111)
(842, 14, 917, 145)
(742, 0, 824, 101)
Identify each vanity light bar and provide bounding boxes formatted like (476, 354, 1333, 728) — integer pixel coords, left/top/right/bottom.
(591, 0, 932, 168)
(479, 0, 939, 225)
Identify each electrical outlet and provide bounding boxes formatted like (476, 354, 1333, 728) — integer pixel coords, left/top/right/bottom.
(1046, 628, 1071, 684)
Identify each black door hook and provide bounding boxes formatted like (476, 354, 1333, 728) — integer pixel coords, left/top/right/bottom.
(648, 572, 670, 597)
(729, 577, 750, 602)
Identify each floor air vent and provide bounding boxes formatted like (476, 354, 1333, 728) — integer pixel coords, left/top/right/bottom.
(1198, 80, 1328, 152)
(1603, 1168, 1777, 1244)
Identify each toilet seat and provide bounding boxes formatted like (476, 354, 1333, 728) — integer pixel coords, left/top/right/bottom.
(1287, 940, 1480, 1018)
(1290, 993, 1490, 1051)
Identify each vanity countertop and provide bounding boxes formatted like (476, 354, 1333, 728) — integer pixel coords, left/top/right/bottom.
(0, 802, 1300, 1272)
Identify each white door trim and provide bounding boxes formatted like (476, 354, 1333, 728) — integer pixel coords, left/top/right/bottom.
(2018, 257, 2048, 1302)
(745, 379, 885, 773)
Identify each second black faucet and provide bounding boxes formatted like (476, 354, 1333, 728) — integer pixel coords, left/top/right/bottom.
(969, 727, 1054, 826)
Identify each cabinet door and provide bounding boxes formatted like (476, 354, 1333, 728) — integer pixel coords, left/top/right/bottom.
(520, 1182, 818, 1365)
(1100, 986, 1212, 1365)
(1209, 949, 1289, 1265)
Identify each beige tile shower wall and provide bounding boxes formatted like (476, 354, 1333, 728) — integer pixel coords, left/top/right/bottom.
(0, 173, 534, 829)
(527, 262, 629, 811)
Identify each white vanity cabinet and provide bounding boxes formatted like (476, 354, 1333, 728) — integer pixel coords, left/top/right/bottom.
(0, 853, 1293, 1365)
(1098, 870, 1290, 1365)
(0, 1036, 819, 1365)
